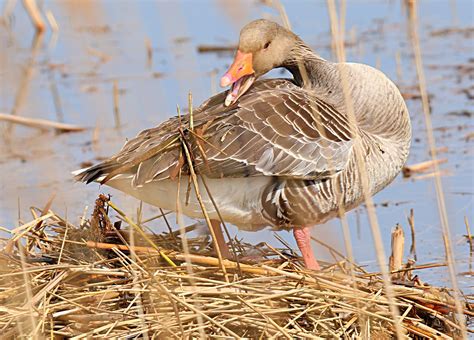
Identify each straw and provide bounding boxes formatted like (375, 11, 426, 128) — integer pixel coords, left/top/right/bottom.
(0, 201, 471, 338)
(406, 1, 467, 336)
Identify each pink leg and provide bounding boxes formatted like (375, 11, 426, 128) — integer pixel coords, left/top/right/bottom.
(210, 219, 231, 259)
(293, 226, 320, 270)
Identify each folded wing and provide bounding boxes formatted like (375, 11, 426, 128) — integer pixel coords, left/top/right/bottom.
(76, 79, 355, 187)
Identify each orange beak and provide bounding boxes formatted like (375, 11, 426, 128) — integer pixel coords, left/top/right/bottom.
(220, 50, 254, 87)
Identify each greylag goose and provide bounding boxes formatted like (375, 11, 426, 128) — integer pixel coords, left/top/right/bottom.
(75, 19, 411, 270)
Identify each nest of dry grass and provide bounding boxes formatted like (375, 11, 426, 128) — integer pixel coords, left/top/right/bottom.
(0, 195, 472, 338)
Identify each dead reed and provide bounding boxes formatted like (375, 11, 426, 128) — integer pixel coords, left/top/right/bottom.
(0, 112, 86, 133)
(406, 0, 467, 335)
(45, 10, 59, 32)
(113, 80, 121, 128)
(22, 0, 45, 33)
(145, 37, 153, 68)
(0, 196, 471, 338)
(326, 0, 404, 337)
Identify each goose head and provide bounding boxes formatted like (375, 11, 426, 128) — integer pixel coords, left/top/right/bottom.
(220, 19, 299, 106)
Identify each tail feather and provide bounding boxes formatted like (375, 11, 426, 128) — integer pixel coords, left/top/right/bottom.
(73, 161, 119, 184)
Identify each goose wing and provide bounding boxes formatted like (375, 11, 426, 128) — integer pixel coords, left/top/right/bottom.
(76, 79, 355, 186)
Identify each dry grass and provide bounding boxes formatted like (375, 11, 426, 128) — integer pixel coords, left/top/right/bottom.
(0, 196, 471, 338)
(0, 112, 86, 133)
(22, 0, 46, 33)
(406, 0, 467, 335)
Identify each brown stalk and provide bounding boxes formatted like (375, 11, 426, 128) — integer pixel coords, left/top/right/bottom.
(407, 1, 467, 336)
(402, 158, 448, 177)
(389, 225, 405, 280)
(326, 0, 404, 337)
(407, 209, 417, 261)
(113, 80, 121, 128)
(395, 50, 403, 84)
(413, 169, 452, 181)
(3, 33, 43, 140)
(173, 113, 224, 338)
(197, 45, 237, 53)
(187, 120, 240, 269)
(107, 201, 176, 267)
(465, 216, 473, 253)
(0, 113, 85, 133)
(22, 0, 45, 33)
(145, 37, 152, 67)
(200, 176, 242, 273)
(178, 134, 229, 281)
(45, 10, 59, 32)
(48, 66, 64, 125)
(176, 96, 229, 280)
(17, 243, 39, 339)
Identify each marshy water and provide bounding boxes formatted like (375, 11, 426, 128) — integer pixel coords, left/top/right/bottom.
(1, 1, 473, 291)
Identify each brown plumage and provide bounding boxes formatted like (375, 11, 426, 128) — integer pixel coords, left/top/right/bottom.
(75, 19, 411, 269)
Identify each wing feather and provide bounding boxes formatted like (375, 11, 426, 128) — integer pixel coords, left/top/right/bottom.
(76, 79, 355, 186)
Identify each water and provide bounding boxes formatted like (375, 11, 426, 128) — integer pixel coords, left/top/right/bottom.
(0, 0, 472, 291)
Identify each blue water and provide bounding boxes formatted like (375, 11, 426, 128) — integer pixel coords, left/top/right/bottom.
(0, 0, 472, 291)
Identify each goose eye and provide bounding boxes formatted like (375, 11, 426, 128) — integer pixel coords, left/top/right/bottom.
(263, 41, 270, 49)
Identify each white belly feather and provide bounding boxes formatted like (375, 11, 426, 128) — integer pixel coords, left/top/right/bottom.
(106, 175, 271, 230)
